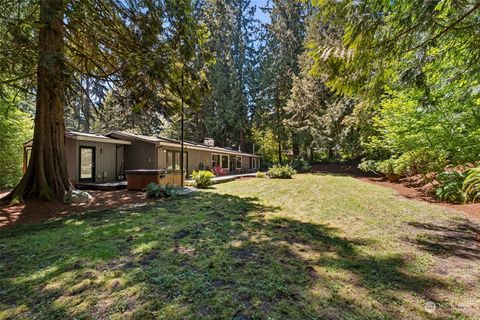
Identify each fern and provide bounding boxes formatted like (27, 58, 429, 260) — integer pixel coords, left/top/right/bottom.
(463, 168, 480, 203)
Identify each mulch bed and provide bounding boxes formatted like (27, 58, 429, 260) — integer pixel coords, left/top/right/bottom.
(311, 164, 480, 219)
(0, 189, 155, 229)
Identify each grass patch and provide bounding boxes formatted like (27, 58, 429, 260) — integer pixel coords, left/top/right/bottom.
(1, 174, 479, 319)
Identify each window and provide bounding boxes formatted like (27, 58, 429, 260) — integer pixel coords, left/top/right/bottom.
(167, 151, 174, 170)
(212, 154, 220, 167)
(166, 150, 187, 173)
(251, 157, 259, 169)
(236, 156, 242, 169)
(212, 154, 229, 170)
(174, 152, 180, 170)
(79, 146, 95, 181)
(221, 155, 229, 169)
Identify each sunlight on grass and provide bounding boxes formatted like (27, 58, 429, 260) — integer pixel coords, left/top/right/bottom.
(1, 174, 479, 319)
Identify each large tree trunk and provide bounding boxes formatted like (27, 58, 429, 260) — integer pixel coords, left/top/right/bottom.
(5, 0, 70, 202)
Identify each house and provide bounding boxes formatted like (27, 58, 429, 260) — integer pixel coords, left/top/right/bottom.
(23, 132, 131, 186)
(107, 131, 261, 176)
(23, 131, 260, 188)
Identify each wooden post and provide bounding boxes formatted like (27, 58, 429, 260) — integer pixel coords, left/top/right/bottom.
(180, 72, 185, 187)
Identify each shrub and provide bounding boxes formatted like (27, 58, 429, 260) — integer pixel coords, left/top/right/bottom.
(358, 159, 379, 173)
(463, 167, 480, 203)
(290, 158, 311, 173)
(267, 164, 297, 179)
(191, 170, 215, 188)
(256, 171, 267, 178)
(146, 183, 167, 198)
(399, 149, 447, 176)
(377, 159, 399, 182)
(435, 172, 466, 204)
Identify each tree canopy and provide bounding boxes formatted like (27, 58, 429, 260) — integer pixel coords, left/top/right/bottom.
(1, 0, 479, 199)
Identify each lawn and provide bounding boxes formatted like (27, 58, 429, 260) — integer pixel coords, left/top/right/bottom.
(1, 174, 479, 319)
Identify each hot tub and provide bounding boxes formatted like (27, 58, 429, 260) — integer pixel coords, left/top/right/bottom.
(125, 169, 167, 190)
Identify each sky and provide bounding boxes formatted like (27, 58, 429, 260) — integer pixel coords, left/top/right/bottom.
(251, 0, 271, 24)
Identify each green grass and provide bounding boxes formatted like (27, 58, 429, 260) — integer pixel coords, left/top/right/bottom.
(1, 174, 479, 319)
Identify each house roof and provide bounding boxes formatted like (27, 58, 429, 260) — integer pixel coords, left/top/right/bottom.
(66, 131, 131, 145)
(24, 131, 131, 147)
(107, 131, 260, 158)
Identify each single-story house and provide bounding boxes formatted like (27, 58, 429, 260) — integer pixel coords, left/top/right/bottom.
(23, 132, 131, 185)
(107, 131, 261, 176)
(23, 131, 260, 188)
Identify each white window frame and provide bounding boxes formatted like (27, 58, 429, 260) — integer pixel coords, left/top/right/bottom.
(212, 153, 229, 170)
(252, 157, 259, 169)
(211, 154, 220, 168)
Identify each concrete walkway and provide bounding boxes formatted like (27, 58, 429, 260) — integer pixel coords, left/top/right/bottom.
(185, 172, 256, 186)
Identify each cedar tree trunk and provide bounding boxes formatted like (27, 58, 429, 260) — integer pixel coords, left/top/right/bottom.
(6, 0, 70, 202)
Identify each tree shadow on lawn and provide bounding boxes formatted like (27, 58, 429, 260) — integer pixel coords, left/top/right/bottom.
(407, 218, 480, 260)
(0, 192, 458, 319)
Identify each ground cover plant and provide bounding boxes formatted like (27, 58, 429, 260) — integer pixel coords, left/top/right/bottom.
(1, 174, 479, 319)
(190, 170, 215, 188)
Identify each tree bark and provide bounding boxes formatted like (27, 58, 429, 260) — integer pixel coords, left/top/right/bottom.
(4, 0, 70, 202)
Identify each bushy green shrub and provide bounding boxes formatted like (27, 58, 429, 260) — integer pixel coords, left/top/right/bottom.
(435, 172, 466, 204)
(145, 183, 168, 198)
(463, 167, 480, 203)
(191, 170, 215, 188)
(267, 164, 297, 179)
(256, 171, 266, 178)
(290, 158, 311, 173)
(145, 183, 182, 198)
(358, 159, 379, 173)
(398, 149, 447, 176)
(377, 159, 399, 182)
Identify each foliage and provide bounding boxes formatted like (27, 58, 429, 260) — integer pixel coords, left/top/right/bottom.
(377, 159, 399, 181)
(0, 102, 33, 188)
(463, 168, 480, 203)
(267, 164, 297, 179)
(255, 171, 267, 178)
(191, 170, 215, 188)
(290, 158, 311, 173)
(1, 176, 477, 319)
(254, 0, 308, 162)
(251, 127, 288, 166)
(435, 172, 467, 204)
(305, 0, 480, 177)
(358, 159, 378, 174)
(145, 183, 175, 199)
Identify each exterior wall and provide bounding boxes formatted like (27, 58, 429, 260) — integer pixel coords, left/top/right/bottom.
(123, 140, 156, 170)
(156, 145, 260, 175)
(65, 137, 77, 184)
(156, 146, 211, 175)
(242, 156, 251, 172)
(187, 148, 212, 172)
(73, 140, 120, 183)
(24, 137, 123, 185)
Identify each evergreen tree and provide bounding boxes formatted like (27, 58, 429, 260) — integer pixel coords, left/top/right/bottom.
(255, 0, 307, 162)
(1, 0, 208, 201)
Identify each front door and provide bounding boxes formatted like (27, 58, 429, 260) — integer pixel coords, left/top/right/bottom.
(79, 146, 96, 182)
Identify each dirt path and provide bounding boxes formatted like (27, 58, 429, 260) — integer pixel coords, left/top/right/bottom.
(311, 164, 480, 219)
